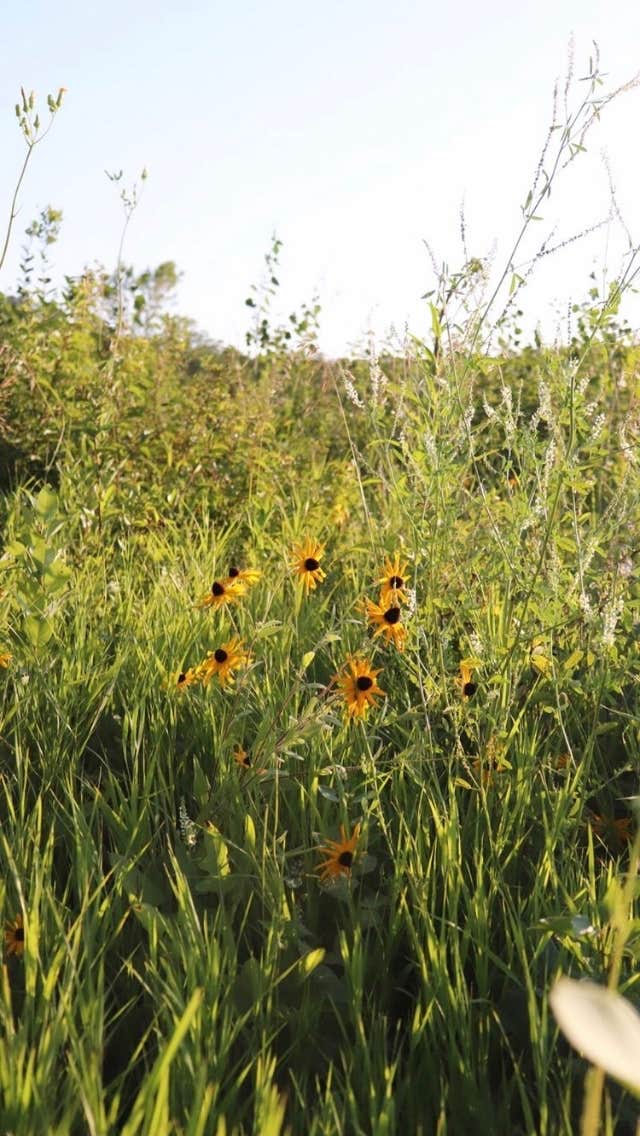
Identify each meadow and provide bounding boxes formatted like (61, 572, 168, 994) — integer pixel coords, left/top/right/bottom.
(1, 73, 640, 1136)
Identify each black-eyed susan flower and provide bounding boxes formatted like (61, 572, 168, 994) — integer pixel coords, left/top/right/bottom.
(4, 914, 24, 958)
(197, 577, 247, 611)
(232, 744, 266, 775)
(175, 667, 199, 691)
(233, 744, 252, 769)
(376, 553, 409, 606)
(316, 823, 361, 882)
(334, 656, 385, 719)
(457, 659, 478, 699)
(0, 651, 11, 668)
(363, 596, 407, 651)
(227, 565, 261, 587)
(291, 538, 326, 592)
(197, 637, 252, 688)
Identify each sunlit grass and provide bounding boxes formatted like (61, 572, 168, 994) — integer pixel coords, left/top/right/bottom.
(1, 339, 638, 1134)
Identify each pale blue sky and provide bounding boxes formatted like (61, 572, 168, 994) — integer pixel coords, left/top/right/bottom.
(2, 1, 639, 354)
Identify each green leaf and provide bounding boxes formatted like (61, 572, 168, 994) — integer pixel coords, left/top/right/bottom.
(192, 759, 210, 806)
(534, 914, 596, 938)
(563, 648, 583, 674)
(429, 302, 442, 340)
(34, 487, 59, 519)
(299, 948, 325, 978)
(4, 540, 26, 558)
(42, 560, 72, 594)
(244, 813, 256, 850)
(24, 615, 53, 648)
(199, 823, 230, 877)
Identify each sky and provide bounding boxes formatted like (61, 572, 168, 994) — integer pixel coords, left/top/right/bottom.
(1, 0, 640, 356)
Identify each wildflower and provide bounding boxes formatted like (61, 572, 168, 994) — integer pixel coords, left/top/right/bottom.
(0, 652, 11, 668)
(316, 823, 361, 882)
(376, 553, 409, 606)
(175, 667, 199, 690)
(227, 565, 261, 587)
(197, 637, 252, 688)
(4, 914, 24, 959)
(589, 811, 633, 853)
(334, 656, 385, 719)
(291, 538, 326, 592)
(197, 577, 246, 610)
(179, 799, 198, 848)
(458, 659, 478, 699)
(341, 370, 364, 408)
(363, 596, 407, 650)
(507, 467, 519, 491)
(602, 594, 625, 649)
(233, 744, 252, 769)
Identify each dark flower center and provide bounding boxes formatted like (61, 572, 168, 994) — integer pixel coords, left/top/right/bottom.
(177, 672, 187, 684)
(228, 566, 240, 577)
(211, 581, 225, 596)
(338, 851, 353, 868)
(389, 575, 404, 589)
(356, 675, 373, 691)
(15, 928, 24, 942)
(214, 648, 228, 663)
(463, 682, 477, 698)
(304, 557, 320, 571)
(383, 606, 401, 624)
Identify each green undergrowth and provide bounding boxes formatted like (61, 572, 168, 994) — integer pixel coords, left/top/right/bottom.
(0, 310, 639, 1135)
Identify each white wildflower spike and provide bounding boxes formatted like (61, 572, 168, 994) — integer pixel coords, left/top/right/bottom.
(179, 798, 198, 848)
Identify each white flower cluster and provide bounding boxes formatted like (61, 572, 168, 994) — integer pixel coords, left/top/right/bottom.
(178, 798, 198, 848)
(579, 590, 595, 622)
(602, 593, 625, 649)
(424, 429, 438, 466)
(537, 380, 553, 424)
(368, 339, 388, 408)
(341, 369, 364, 409)
(619, 423, 637, 464)
(500, 384, 516, 444)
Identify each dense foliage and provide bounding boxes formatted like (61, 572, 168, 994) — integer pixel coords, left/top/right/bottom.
(1, 251, 639, 1136)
